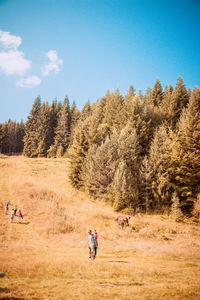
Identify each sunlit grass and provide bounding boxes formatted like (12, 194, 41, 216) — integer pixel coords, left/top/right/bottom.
(0, 155, 200, 299)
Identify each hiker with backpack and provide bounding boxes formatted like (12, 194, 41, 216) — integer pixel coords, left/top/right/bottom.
(18, 210, 23, 224)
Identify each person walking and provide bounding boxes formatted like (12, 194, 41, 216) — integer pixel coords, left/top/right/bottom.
(94, 230, 98, 257)
(13, 205, 17, 216)
(10, 208, 14, 223)
(88, 230, 95, 260)
(18, 210, 23, 224)
(5, 201, 10, 215)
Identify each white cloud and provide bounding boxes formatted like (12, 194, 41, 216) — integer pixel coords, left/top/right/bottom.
(0, 30, 22, 50)
(42, 50, 63, 76)
(16, 75, 41, 88)
(0, 50, 31, 76)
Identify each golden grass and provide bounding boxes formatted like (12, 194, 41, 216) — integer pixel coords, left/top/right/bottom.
(0, 155, 200, 299)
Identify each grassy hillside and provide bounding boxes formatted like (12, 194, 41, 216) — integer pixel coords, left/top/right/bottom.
(0, 155, 200, 299)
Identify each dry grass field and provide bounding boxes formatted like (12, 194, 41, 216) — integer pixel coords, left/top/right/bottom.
(0, 155, 200, 300)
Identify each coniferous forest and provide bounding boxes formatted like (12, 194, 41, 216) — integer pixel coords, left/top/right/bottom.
(1, 77, 200, 217)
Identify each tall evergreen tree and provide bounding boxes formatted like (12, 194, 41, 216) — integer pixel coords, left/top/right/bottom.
(169, 77, 189, 128)
(69, 101, 80, 146)
(16, 121, 25, 153)
(0, 124, 8, 153)
(127, 95, 156, 156)
(160, 84, 173, 124)
(68, 118, 90, 189)
(167, 88, 200, 214)
(58, 100, 71, 155)
(83, 131, 119, 198)
(108, 125, 141, 211)
(151, 79, 163, 107)
(147, 125, 172, 211)
(140, 155, 154, 212)
(103, 90, 123, 132)
(36, 102, 53, 157)
(23, 96, 41, 157)
(80, 100, 91, 122)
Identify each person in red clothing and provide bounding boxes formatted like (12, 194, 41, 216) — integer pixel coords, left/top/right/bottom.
(18, 210, 23, 224)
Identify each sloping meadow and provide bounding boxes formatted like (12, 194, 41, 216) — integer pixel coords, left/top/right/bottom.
(0, 155, 200, 299)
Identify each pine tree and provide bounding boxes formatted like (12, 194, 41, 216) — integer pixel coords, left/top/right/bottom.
(140, 155, 154, 213)
(169, 77, 189, 128)
(120, 85, 136, 127)
(108, 125, 141, 211)
(7, 120, 17, 153)
(16, 121, 25, 153)
(49, 99, 71, 157)
(83, 131, 119, 198)
(143, 86, 152, 106)
(151, 79, 163, 107)
(36, 102, 53, 157)
(87, 96, 109, 146)
(69, 101, 80, 146)
(103, 90, 123, 132)
(170, 192, 183, 218)
(80, 100, 91, 122)
(168, 87, 200, 214)
(23, 96, 41, 157)
(147, 125, 172, 211)
(68, 118, 90, 189)
(160, 84, 173, 124)
(128, 95, 155, 156)
(0, 124, 9, 153)
(110, 160, 138, 212)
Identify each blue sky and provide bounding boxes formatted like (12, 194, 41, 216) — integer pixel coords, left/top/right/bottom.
(0, 0, 199, 122)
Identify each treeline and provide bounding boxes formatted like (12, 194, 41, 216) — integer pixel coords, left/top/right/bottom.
(23, 97, 80, 157)
(23, 77, 200, 216)
(0, 120, 25, 154)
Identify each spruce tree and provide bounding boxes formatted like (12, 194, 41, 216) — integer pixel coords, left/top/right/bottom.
(128, 95, 155, 156)
(87, 96, 109, 146)
(69, 101, 80, 146)
(109, 125, 141, 211)
(168, 88, 200, 214)
(160, 84, 173, 124)
(80, 100, 91, 122)
(83, 131, 119, 198)
(169, 77, 189, 128)
(68, 118, 90, 189)
(23, 96, 41, 157)
(103, 90, 123, 132)
(110, 160, 138, 211)
(140, 155, 154, 213)
(147, 125, 172, 211)
(36, 102, 53, 157)
(0, 124, 9, 153)
(50, 99, 71, 157)
(151, 79, 163, 107)
(16, 121, 25, 153)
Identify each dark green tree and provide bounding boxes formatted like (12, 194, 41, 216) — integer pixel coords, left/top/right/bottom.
(48, 98, 71, 157)
(23, 96, 41, 157)
(36, 102, 53, 157)
(68, 118, 90, 189)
